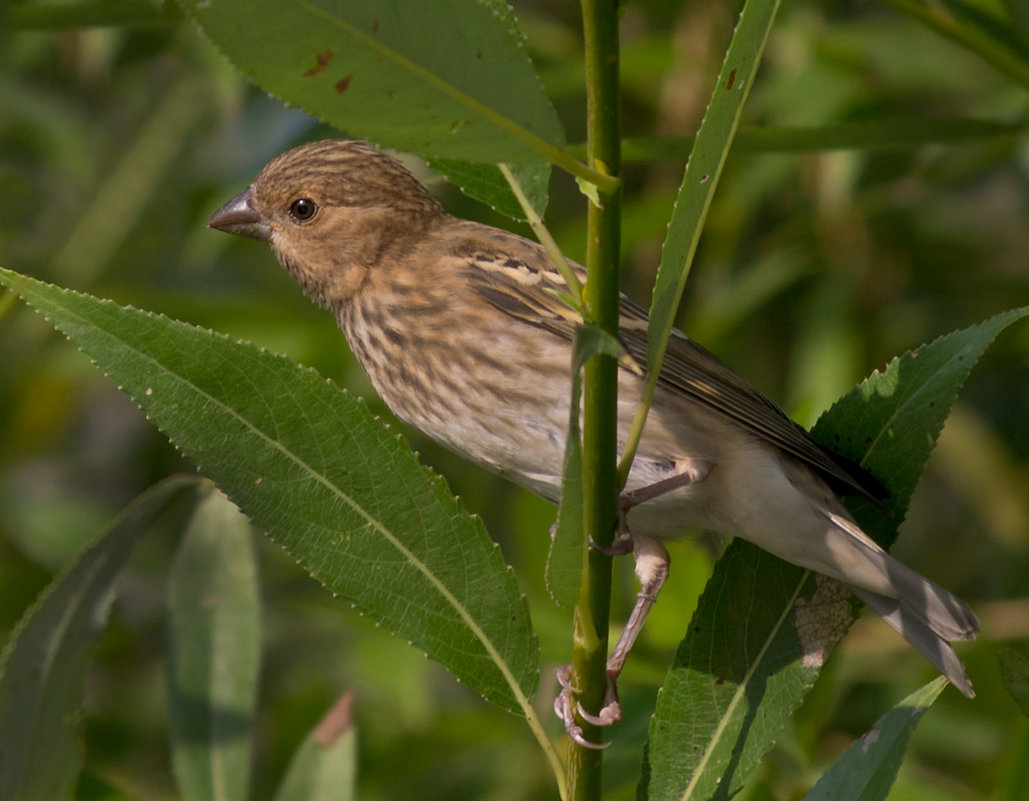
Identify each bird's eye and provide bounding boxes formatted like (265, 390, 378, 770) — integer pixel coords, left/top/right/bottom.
(289, 198, 318, 222)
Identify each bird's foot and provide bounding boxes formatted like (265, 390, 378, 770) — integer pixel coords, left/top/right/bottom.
(589, 528, 634, 557)
(586, 492, 639, 557)
(554, 664, 622, 749)
(554, 482, 678, 748)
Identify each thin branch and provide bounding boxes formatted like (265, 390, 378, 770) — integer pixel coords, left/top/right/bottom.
(568, 0, 622, 798)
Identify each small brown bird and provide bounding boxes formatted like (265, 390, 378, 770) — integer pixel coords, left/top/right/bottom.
(209, 139, 978, 744)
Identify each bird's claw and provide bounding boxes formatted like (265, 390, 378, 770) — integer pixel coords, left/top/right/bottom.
(555, 663, 578, 692)
(585, 489, 640, 557)
(553, 495, 659, 748)
(554, 683, 610, 750)
(589, 529, 634, 557)
(576, 699, 622, 727)
(554, 686, 610, 750)
(553, 664, 622, 749)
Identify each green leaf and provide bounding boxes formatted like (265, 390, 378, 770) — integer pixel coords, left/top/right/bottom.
(640, 307, 1028, 801)
(640, 544, 817, 801)
(804, 677, 947, 801)
(0, 267, 538, 716)
(0, 475, 195, 801)
(618, 0, 781, 482)
(574, 175, 601, 208)
(1001, 724, 1029, 801)
(812, 306, 1029, 547)
(646, 0, 781, 371)
(273, 692, 357, 801)
(178, 0, 568, 214)
(431, 159, 550, 219)
(168, 488, 260, 801)
(177, 0, 565, 166)
(998, 647, 1029, 717)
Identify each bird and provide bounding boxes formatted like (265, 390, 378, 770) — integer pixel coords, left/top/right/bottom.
(208, 138, 978, 745)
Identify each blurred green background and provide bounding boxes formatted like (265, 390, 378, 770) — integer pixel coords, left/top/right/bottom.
(1, 1, 1027, 799)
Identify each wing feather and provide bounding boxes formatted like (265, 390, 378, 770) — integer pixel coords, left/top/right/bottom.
(452, 231, 884, 500)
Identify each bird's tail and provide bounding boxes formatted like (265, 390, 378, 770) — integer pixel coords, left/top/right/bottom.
(826, 513, 980, 696)
(847, 571, 978, 697)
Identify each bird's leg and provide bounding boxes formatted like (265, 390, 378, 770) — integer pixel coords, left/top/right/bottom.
(555, 467, 695, 746)
(589, 469, 697, 557)
(621, 468, 701, 507)
(553, 536, 672, 746)
(575, 537, 669, 729)
(553, 525, 629, 750)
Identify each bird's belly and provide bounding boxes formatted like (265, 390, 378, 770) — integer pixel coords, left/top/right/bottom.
(350, 311, 738, 529)
(411, 400, 570, 501)
(365, 351, 571, 500)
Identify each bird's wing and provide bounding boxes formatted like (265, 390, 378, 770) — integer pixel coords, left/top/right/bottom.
(453, 232, 584, 342)
(454, 232, 883, 500)
(615, 297, 884, 499)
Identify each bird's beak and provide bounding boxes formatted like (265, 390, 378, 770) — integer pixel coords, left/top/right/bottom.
(207, 188, 271, 242)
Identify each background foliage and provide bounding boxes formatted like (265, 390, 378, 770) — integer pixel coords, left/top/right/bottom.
(1, 1, 1027, 799)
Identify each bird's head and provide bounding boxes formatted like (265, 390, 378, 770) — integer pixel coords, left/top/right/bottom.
(208, 139, 445, 309)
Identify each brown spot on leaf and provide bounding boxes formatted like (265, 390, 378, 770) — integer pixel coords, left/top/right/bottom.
(726, 68, 737, 90)
(794, 575, 854, 667)
(336, 75, 353, 93)
(303, 50, 333, 77)
(372, 19, 380, 33)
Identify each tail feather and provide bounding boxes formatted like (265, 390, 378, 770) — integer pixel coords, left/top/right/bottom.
(819, 511, 979, 696)
(798, 508, 975, 695)
(850, 583, 978, 697)
(716, 451, 979, 695)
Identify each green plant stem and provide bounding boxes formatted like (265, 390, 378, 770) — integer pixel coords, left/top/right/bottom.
(569, 1, 621, 798)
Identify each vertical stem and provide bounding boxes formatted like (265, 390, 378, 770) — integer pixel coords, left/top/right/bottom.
(569, 1, 621, 798)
